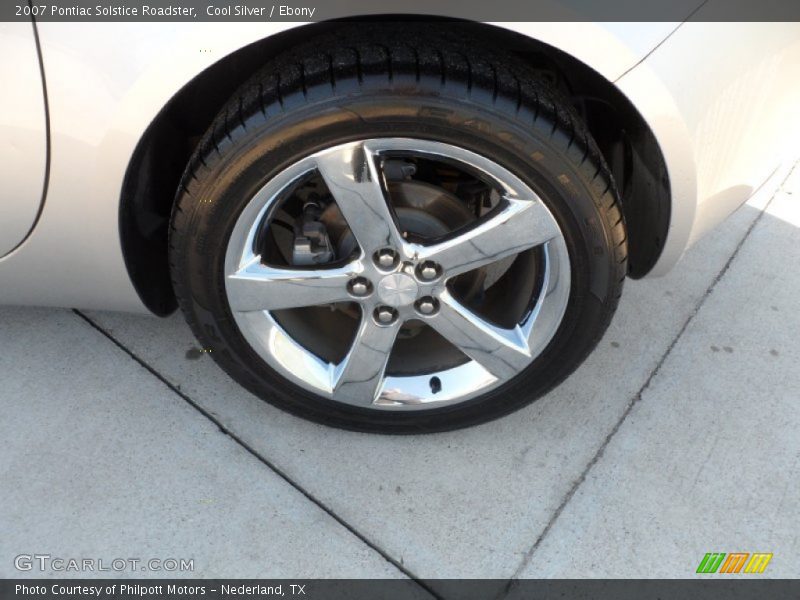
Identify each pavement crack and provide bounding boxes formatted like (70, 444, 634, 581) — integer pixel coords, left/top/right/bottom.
(497, 165, 794, 598)
(71, 309, 442, 600)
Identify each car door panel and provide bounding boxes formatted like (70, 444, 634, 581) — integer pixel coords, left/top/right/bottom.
(0, 21, 47, 257)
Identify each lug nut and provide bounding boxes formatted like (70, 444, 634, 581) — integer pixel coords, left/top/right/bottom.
(374, 248, 398, 270)
(417, 261, 441, 281)
(347, 277, 372, 298)
(415, 297, 439, 316)
(374, 306, 398, 325)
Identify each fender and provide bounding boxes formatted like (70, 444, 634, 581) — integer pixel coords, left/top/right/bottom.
(0, 21, 685, 312)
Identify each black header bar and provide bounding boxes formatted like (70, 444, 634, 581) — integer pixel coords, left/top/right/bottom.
(5, 0, 800, 22)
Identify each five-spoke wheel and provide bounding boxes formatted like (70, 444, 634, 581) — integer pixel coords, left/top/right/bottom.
(169, 30, 626, 432)
(224, 139, 571, 408)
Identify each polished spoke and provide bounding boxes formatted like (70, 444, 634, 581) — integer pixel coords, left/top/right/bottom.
(332, 314, 400, 405)
(419, 198, 560, 278)
(315, 141, 404, 255)
(226, 258, 359, 312)
(428, 291, 532, 380)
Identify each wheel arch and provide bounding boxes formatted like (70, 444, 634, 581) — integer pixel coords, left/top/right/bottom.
(120, 19, 671, 316)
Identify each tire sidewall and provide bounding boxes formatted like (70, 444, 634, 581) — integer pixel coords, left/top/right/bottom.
(174, 93, 619, 432)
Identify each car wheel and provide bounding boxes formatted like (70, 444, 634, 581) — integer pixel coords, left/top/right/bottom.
(169, 29, 627, 433)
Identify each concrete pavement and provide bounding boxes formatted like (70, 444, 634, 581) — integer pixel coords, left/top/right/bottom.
(1, 164, 798, 591)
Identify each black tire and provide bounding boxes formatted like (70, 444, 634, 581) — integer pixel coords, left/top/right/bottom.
(169, 25, 627, 434)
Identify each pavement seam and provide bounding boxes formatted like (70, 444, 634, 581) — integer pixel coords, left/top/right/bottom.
(499, 167, 795, 597)
(72, 309, 442, 600)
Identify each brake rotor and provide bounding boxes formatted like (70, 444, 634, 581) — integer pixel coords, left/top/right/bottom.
(320, 180, 471, 247)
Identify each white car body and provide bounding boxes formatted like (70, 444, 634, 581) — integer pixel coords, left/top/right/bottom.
(2, 15, 799, 313)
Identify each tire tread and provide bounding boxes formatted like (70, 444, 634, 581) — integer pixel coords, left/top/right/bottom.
(168, 25, 628, 433)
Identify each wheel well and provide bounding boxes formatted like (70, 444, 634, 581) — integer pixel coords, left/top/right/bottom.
(120, 19, 670, 316)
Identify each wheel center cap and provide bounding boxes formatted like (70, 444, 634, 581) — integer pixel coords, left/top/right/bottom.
(377, 273, 419, 307)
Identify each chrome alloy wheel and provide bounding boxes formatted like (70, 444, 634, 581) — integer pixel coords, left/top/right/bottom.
(223, 138, 571, 410)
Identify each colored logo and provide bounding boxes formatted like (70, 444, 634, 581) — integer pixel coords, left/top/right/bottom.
(696, 552, 772, 574)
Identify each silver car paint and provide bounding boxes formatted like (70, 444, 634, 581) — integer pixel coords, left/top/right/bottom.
(0, 22, 47, 257)
(0, 19, 798, 312)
